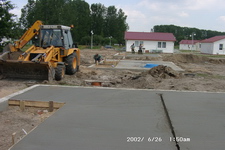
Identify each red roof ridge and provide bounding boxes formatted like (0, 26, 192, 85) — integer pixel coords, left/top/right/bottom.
(124, 31, 176, 41)
(179, 40, 201, 44)
(201, 35, 225, 43)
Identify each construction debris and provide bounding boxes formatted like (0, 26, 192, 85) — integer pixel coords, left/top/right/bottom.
(148, 65, 181, 79)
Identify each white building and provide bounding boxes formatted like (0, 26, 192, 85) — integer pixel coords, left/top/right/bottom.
(200, 35, 225, 55)
(179, 40, 201, 51)
(124, 32, 176, 53)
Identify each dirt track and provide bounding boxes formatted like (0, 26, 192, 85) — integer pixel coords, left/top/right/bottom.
(51, 50, 225, 92)
(1, 49, 225, 150)
(1, 49, 225, 95)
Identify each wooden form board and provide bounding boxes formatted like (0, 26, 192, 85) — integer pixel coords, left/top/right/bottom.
(8, 99, 65, 109)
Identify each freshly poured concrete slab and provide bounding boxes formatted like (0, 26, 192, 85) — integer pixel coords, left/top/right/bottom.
(10, 86, 175, 150)
(162, 92, 225, 150)
(7, 86, 225, 150)
(125, 54, 161, 58)
(115, 60, 184, 71)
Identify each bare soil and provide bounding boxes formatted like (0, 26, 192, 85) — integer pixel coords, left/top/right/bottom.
(1, 49, 225, 150)
(0, 106, 55, 150)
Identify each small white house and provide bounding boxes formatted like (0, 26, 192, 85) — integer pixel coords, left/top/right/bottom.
(179, 40, 201, 51)
(124, 32, 176, 53)
(200, 35, 225, 55)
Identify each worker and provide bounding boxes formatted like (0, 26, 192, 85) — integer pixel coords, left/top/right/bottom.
(93, 53, 102, 63)
(130, 43, 135, 54)
(138, 44, 143, 54)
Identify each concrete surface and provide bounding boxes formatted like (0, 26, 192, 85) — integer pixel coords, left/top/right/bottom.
(115, 60, 184, 71)
(2, 85, 225, 150)
(125, 54, 161, 58)
(162, 92, 225, 150)
(9, 86, 175, 150)
(89, 60, 184, 71)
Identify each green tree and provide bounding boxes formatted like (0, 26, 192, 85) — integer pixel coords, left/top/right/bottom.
(154, 25, 225, 45)
(19, 1, 128, 45)
(90, 3, 106, 36)
(104, 6, 117, 38)
(0, 0, 18, 50)
(68, 0, 91, 43)
(19, 0, 36, 28)
(116, 9, 128, 44)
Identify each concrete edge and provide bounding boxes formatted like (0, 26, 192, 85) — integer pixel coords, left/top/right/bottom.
(1, 84, 225, 106)
(31, 84, 225, 94)
(0, 84, 40, 104)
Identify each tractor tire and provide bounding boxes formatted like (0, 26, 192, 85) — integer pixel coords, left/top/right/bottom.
(55, 64, 65, 81)
(65, 52, 78, 75)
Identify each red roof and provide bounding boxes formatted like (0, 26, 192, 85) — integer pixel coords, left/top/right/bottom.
(124, 32, 176, 41)
(179, 40, 201, 44)
(201, 35, 225, 43)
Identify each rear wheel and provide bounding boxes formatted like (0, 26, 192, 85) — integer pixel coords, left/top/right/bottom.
(55, 64, 65, 81)
(65, 52, 78, 75)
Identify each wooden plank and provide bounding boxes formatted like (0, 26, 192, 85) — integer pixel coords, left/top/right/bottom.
(12, 132, 16, 145)
(49, 101, 54, 112)
(8, 99, 64, 109)
(20, 101, 25, 111)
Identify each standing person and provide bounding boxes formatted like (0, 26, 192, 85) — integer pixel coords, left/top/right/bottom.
(130, 43, 135, 54)
(93, 53, 102, 64)
(138, 44, 143, 54)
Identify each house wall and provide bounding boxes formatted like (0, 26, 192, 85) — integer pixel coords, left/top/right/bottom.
(213, 40, 225, 55)
(201, 39, 225, 55)
(179, 43, 200, 51)
(200, 43, 213, 54)
(126, 40, 174, 53)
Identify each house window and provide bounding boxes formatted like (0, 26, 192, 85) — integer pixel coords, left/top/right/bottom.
(135, 41, 139, 47)
(219, 44, 223, 50)
(158, 42, 161, 48)
(158, 42, 166, 48)
(135, 41, 144, 47)
(162, 42, 166, 48)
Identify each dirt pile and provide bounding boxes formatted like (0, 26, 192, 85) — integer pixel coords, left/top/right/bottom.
(163, 54, 209, 63)
(163, 53, 225, 64)
(148, 65, 181, 79)
(208, 58, 225, 64)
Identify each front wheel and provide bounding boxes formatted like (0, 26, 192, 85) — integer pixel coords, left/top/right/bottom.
(55, 64, 65, 81)
(65, 52, 78, 75)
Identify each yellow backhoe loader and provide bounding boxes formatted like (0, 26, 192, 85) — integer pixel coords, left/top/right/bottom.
(0, 20, 80, 81)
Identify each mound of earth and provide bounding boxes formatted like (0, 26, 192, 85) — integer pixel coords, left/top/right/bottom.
(163, 54, 209, 63)
(148, 65, 181, 79)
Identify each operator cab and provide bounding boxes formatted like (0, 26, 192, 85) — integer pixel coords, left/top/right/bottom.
(37, 25, 73, 49)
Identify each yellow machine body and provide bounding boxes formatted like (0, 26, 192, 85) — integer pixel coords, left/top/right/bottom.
(0, 21, 80, 81)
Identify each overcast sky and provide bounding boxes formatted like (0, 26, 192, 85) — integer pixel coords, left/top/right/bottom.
(10, 0, 225, 32)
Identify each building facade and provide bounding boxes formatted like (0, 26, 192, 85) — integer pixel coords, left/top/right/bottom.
(200, 36, 225, 55)
(179, 40, 201, 51)
(125, 32, 176, 53)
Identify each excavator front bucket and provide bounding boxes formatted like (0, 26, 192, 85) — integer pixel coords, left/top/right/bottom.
(0, 48, 54, 81)
(0, 60, 54, 80)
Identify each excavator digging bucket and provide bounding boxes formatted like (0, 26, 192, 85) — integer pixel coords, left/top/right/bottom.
(0, 60, 54, 81)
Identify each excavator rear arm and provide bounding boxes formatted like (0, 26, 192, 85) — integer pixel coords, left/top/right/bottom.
(10, 20, 43, 52)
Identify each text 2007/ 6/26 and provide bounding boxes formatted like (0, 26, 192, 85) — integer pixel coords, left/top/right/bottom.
(127, 137, 163, 142)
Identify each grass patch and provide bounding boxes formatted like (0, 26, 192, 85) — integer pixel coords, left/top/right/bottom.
(196, 54, 225, 58)
(179, 50, 200, 53)
(174, 45, 179, 49)
(196, 73, 225, 79)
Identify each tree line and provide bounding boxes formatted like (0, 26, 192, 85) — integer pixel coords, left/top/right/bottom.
(153, 25, 225, 45)
(20, 0, 129, 46)
(0, 0, 128, 50)
(0, 0, 21, 50)
(2, 0, 225, 50)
